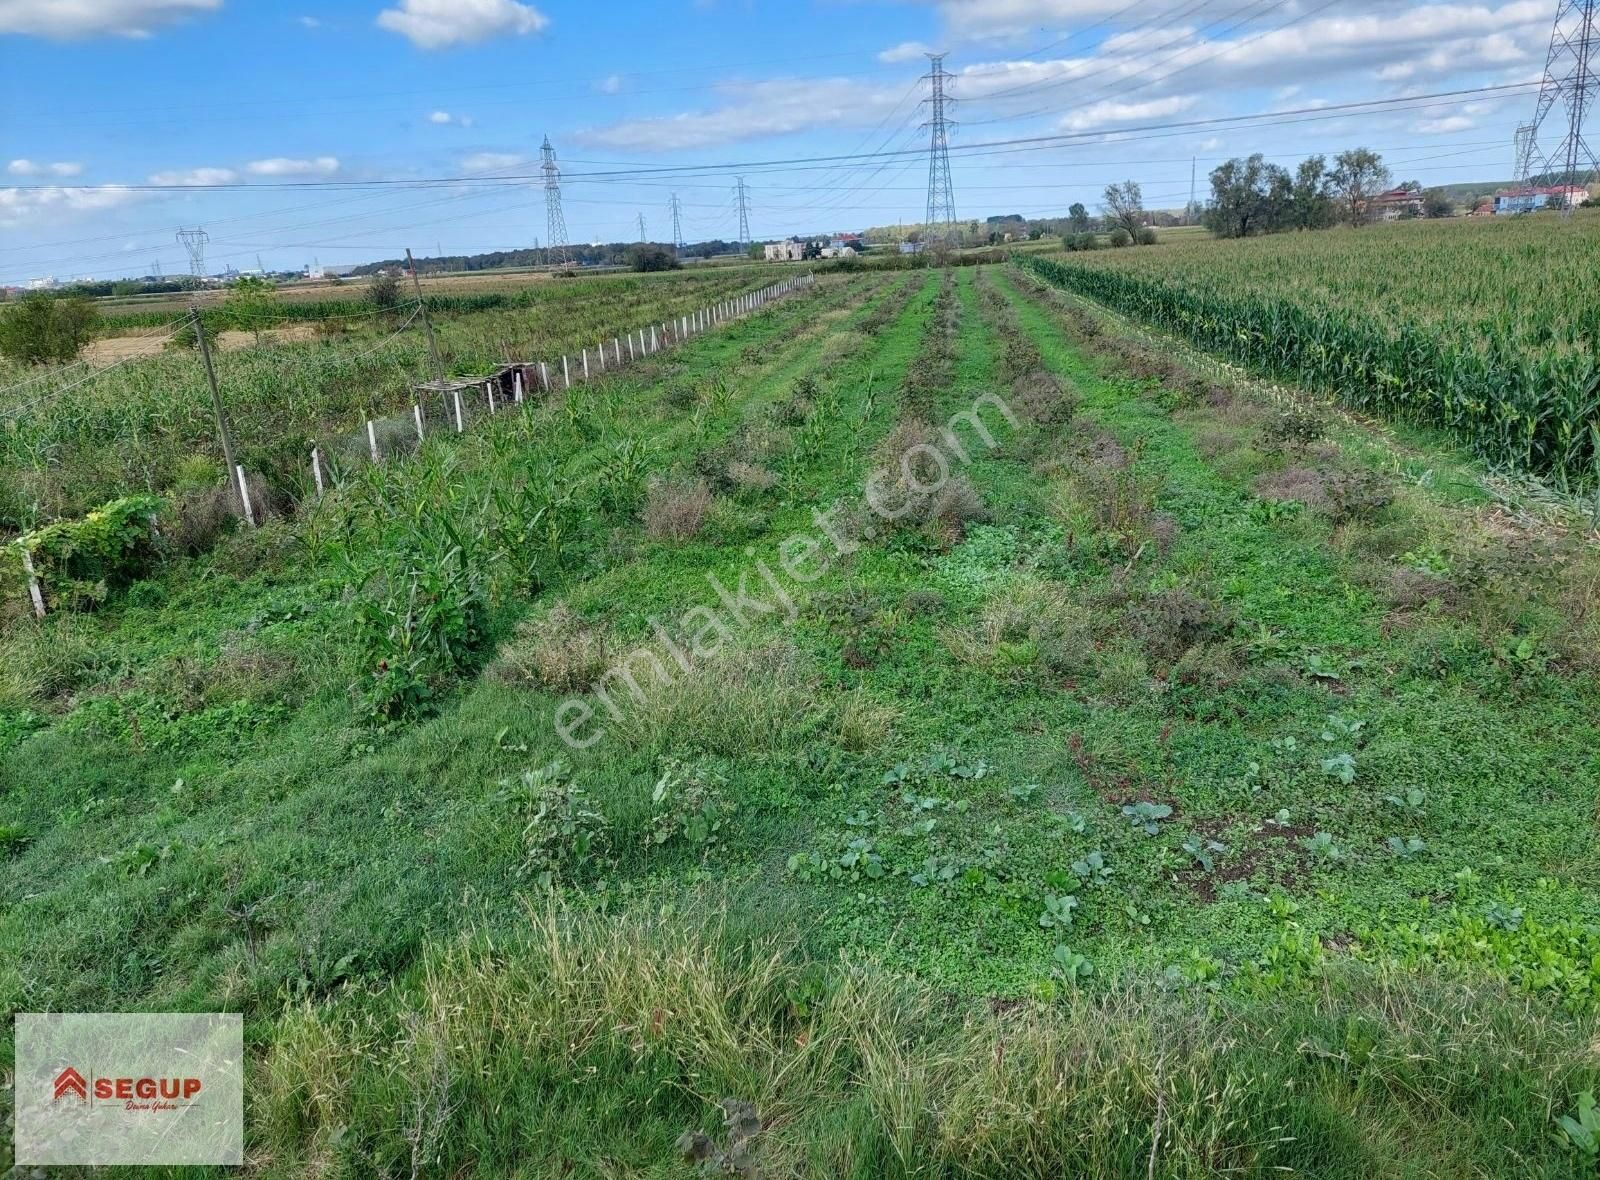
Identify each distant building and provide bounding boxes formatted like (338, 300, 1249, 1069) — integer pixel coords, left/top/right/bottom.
(25, 275, 58, 290)
(819, 245, 856, 258)
(1492, 184, 1586, 214)
(898, 241, 923, 255)
(763, 240, 804, 262)
(1368, 187, 1425, 220)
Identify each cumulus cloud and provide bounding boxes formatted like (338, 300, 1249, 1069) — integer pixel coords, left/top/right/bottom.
(1059, 95, 1198, 133)
(245, 156, 339, 175)
(0, 0, 221, 38)
(879, 40, 934, 63)
(428, 109, 473, 126)
(582, 77, 909, 152)
(0, 184, 141, 227)
(8, 159, 84, 176)
(595, 73, 623, 94)
(148, 166, 237, 186)
(461, 151, 526, 171)
(377, 0, 548, 49)
(297, 14, 319, 27)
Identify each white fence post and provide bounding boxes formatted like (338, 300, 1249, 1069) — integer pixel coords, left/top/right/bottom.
(650, 325, 658, 352)
(562, 356, 570, 388)
(486, 381, 497, 415)
(582, 349, 590, 381)
(235, 465, 257, 528)
(413, 403, 425, 441)
(514, 370, 524, 403)
(453, 387, 465, 433)
(312, 446, 325, 498)
(540, 361, 551, 391)
(597, 341, 605, 372)
(21, 547, 46, 619)
(367, 419, 381, 462)
(627, 334, 635, 362)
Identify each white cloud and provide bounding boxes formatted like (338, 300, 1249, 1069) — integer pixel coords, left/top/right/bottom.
(583, 77, 908, 152)
(148, 166, 237, 185)
(428, 109, 473, 126)
(1196, 136, 1223, 152)
(8, 159, 83, 176)
(595, 73, 623, 94)
(0, 0, 221, 38)
(245, 155, 339, 175)
(1415, 114, 1475, 133)
(878, 40, 934, 63)
(461, 151, 525, 171)
(1058, 95, 1197, 133)
(376, 0, 548, 49)
(0, 184, 141, 227)
(297, 14, 319, 27)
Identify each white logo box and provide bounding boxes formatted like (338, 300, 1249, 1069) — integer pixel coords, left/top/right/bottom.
(14, 1012, 243, 1166)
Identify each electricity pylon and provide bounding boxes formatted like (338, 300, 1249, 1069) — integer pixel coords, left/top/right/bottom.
(921, 53, 957, 245)
(1522, 0, 1599, 212)
(541, 135, 570, 264)
(734, 177, 751, 247)
(176, 227, 208, 281)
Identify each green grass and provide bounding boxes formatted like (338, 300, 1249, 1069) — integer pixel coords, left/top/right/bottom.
(3, 262, 1599, 1176)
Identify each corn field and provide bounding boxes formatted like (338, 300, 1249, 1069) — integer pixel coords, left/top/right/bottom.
(1020, 214, 1600, 488)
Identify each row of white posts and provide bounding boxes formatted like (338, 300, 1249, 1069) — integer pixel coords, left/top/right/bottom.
(309, 272, 815, 498)
(15, 273, 815, 620)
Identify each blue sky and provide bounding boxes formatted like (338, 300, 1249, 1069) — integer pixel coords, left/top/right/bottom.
(0, 0, 1558, 284)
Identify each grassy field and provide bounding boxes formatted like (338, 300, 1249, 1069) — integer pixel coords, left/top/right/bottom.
(0, 267, 772, 531)
(3, 260, 1600, 1176)
(1022, 214, 1600, 487)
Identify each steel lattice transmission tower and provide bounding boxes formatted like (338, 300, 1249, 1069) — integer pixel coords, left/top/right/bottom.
(1522, 0, 1600, 209)
(1514, 122, 1538, 181)
(668, 192, 684, 248)
(921, 53, 957, 245)
(540, 135, 571, 265)
(638, 212, 648, 242)
(176, 227, 209, 281)
(734, 177, 751, 247)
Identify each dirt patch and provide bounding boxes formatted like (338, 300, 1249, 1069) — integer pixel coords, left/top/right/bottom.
(82, 333, 172, 364)
(214, 324, 319, 350)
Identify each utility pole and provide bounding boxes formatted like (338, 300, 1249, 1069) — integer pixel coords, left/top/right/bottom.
(669, 192, 684, 248)
(541, 134, 570, 266)
(1522, 0, 1599, 212)
(406, 247, 446, 400)
(921, 53, 957, 246)
(734, 176, 751, 247)
(190, 306, 248, 522)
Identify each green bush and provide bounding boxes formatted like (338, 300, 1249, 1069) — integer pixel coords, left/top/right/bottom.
(0, 292, 100, 364)
(16, 494, 164, 610)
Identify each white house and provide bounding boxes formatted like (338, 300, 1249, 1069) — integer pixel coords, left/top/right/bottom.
(763, 241, 804, 262)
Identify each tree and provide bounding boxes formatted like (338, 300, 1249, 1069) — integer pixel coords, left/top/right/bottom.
(1067, 202, 1091, 232)
(1422, 188, 1454, 219)
(0, 292, 100, 365)
(225, 275, 277, 344)
(1288, 155, 1335, 230)
(1329, 148, 1392, 226)
(367, 271, 402, 314)
(627, 244, 681, 272)
(1203, 154, 1284, 238)
(1101, 181, 1146, 240)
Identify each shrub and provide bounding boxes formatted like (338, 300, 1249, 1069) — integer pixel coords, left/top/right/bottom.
(727, 461, 778, 494)
(1108, 228, 1134, 248)
(502, 762, 609, 887)
(367, 271, 403, 313)
(647, 759, 735, 852)
(1126, 587, 1234, 665)
(164, 486, 239, 556)
(491, 604, 611, 692)
(952, 578, 1096, 681)
(1012, 371, 1079, 428)
(18, 494, 164, 611)
(1260, 404, 1328, 454)
(0, 292, 100, 364)
(643, 478, 713, 541)
(625, 244, 681, 272)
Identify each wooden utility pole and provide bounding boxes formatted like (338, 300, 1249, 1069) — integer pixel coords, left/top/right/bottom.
(406, 247, 446, 399)
(191, 306, 248, 521)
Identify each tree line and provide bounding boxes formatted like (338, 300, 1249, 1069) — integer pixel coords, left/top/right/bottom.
(1202, 147, 1450, 239)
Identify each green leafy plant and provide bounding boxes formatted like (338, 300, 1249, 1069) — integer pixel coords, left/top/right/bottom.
(1051, 944, 1094, 982)
(1039, 891, 1080, 929)
(1071, 850, 1113, 885)
(1320, 752, 1357, 785)
(1121, 801, 1172, 835)
(503, 762, 610, 888)
(1303, 831, 1345, 861)
(1555, 1091, 1600, 1159)
(1385, 788, 1426, 811)
(1385, 836, 1426, 858)
(17, 495, 164, 611)
(678, 1098, 763, 1177)
(648, 759, 736, 853)
(1182, 836, 1225, 872)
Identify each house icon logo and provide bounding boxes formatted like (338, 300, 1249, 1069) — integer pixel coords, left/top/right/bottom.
(53, 1067, 88, 1103)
